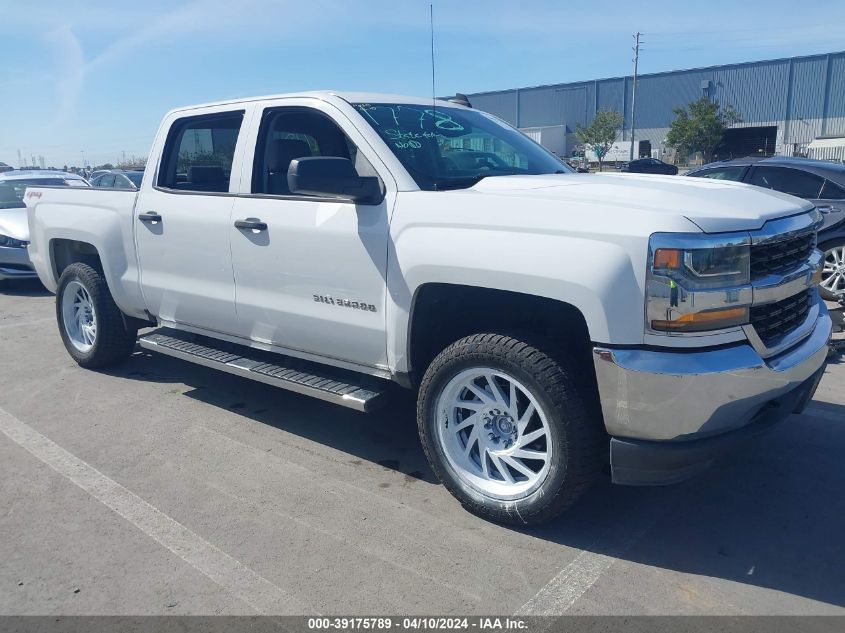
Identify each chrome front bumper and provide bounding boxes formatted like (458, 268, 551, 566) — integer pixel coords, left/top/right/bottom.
(593, 298, 831, 484)
(0, 245, 37, 280)
(594, 297, 831, 441)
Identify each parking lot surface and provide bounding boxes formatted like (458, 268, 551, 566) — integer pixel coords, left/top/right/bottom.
(1, 281, 843, 616)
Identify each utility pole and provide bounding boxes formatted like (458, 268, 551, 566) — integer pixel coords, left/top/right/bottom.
(629, 32, 642, 161)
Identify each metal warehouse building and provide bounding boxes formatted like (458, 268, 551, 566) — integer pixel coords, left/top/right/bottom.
(465, 50, 845, 163)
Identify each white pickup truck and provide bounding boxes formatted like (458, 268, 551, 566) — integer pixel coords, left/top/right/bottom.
(26, 92, 831, 525)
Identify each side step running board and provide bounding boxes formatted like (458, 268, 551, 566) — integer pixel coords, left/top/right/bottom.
(138, 332, 386, 412)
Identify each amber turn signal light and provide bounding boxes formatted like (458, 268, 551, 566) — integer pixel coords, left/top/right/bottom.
(651, 306, 749, 333)
(653, 248, 682, 269)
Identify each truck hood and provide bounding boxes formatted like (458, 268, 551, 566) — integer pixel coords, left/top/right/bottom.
(469, 173, 814, 232)
(0, 207, 28, 241)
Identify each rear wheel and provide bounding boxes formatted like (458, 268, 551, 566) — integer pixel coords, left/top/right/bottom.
(417, 333, 605, 525)
(56, 263, 137, 368)
(820, 239, 845, 301)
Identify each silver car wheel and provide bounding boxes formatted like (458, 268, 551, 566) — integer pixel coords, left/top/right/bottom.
(435, 367, 552, 501)
(821, 245, 845, 297)
(61, 280, 97, 353)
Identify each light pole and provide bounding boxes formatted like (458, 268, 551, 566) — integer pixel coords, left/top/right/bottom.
(629, 32, 642, 161)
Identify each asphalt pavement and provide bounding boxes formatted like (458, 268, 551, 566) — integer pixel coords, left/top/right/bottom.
(1, 280, 843, 616)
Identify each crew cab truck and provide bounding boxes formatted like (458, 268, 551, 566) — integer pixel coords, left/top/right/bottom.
(26, 92, 831, 525)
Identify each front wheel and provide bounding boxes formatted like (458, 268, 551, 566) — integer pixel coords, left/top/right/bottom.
(820, 239, 845, 301)
(56, 262, 138, 368)
(417, 333, 605, 525)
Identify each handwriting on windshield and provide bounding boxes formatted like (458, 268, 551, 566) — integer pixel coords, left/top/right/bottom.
(387, 129, 433, 149)
(356, 104, 465, 134)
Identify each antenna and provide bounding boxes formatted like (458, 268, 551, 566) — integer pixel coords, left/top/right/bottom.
(430, 3, 436, 106)
(430, 3, 439, 190)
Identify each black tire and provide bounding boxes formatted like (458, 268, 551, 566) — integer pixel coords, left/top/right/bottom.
(56, 262, 137, 368)
(819, 238, 845, 301)
(417, 333, 606, 526)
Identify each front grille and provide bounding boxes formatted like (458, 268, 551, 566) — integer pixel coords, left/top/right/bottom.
(750, 289, 813, 348)
(750, 232, 815, 278)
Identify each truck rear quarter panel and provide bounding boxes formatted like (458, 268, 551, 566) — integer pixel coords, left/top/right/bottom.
(27, 188, 147, 319)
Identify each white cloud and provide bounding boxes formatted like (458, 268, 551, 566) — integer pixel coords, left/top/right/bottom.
(44, 24, 86, 129)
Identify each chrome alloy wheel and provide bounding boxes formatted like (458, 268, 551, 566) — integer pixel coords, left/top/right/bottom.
(435, 368, 552, 500)
(821, 245, 845, 298)
(61, 280, 97, 353)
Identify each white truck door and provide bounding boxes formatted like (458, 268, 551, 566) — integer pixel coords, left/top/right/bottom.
(230, 102, 393, 369)
(136, 108, 249, 334)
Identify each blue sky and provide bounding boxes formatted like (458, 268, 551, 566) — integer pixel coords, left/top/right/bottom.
(2, 0, 844, 168)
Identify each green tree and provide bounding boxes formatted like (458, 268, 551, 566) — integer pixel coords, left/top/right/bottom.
(665, 97, 742, 164)
(576, 110, 624, 172)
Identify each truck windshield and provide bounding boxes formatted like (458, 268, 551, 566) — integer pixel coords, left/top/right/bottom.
(352, 103, 571, 190)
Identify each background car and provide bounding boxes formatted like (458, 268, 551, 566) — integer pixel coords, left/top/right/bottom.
(687, 156, 845, 301)
(621, 157, 679, 175)
(90, 169, 144, 190)
(0, 170, 89, 285)
(564, 159, 590, 173)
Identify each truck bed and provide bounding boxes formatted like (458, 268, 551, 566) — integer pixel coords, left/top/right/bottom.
(26, 186, 145, 317)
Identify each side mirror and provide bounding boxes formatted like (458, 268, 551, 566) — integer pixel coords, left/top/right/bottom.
(288, 157, 382, 204)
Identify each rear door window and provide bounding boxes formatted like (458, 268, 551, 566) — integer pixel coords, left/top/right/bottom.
(748, 166, 825, 198)
(157, 111, 244, 193)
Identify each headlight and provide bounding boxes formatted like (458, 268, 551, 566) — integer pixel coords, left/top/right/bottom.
(647, 233, 752, 334)
(652, 244, 750, 287)
(0, 234, 28, 248)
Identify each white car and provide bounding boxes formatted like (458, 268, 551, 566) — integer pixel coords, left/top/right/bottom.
(25, 92, 831, 524)
(0, 170, 88, 283)
(90, 169, 144, 190)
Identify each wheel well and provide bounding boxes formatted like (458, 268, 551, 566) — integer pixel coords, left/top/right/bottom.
(51, 239, 102, 280)
(408, 284, 594, 383)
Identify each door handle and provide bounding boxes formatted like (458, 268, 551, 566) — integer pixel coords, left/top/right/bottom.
(138, 212, 162, 223)
(234, 218, 268, 231)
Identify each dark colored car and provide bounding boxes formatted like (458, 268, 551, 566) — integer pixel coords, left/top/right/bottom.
(687, 156, 845, 301)
(91, 169, 144, 190)
(621, 157, 679, 175)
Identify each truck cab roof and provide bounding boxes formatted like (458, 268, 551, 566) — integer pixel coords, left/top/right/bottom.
(166, 91, 467, 115)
